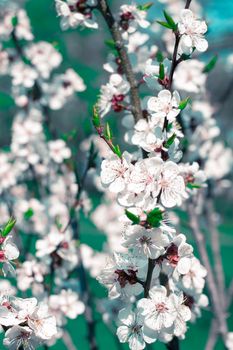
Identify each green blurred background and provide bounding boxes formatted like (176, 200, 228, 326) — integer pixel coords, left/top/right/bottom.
(0, 0, 233, 349)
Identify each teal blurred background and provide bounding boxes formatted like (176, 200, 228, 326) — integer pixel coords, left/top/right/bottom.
(0, 0, 233, 349)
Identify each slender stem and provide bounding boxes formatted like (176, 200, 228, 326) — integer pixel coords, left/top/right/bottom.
(71, 217, 98, 350)
(206, 199, 225, 308)
(97, 0, 143, 123)
(167, 32, 181, 91)
(63, 330, 77, 350)
(144, 258, 155, 297)
(188, 202, 228, 341)
(205, 279, 233, 350)
(185, 0, 192, 9)
(166, 337, 180, 350)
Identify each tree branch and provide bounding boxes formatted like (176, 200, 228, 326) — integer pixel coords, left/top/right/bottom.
(97, 0, 143, 123)
(206, 199, 225, 308)
(205, 279, 233, 350)
(188, 201, 228, 342)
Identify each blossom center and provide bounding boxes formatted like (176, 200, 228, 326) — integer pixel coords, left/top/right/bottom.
(115, 269, 138, 288)
(156, 302, 168, 312)
(0, 250, 5, 261)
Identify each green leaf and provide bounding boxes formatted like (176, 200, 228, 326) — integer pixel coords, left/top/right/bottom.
(147, 208, 163, 228)
(167, 122, 173, 132)
(159, 63, 165, 80)
(156, 51, 164, 63)
(92, 105, 101, 128)
(104, 39, 116, 50)
(125, 210, 140, 225)
(113, 144, 122, 158)
(104, 123, 112, 141)
(187, 183, 201, 189)
(164, 133, 176, 148)
(163, 11, 177, 30)
(24, 208, 34, 220)
(157, 21, 174, 29)
(62, 129, 78, 142)
(178, 96, 191, 110)
(180, 53, 191, 61)
(203, 55, 218, 73)
(1, 217, 16, 237)
(11, 16, 18, 27)
(137, 2, 153, 11)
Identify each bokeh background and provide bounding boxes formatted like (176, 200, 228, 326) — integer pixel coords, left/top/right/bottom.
(0, 0, 233, 349)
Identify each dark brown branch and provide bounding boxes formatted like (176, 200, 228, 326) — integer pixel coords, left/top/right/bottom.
(97, 0, 143, 123)
(144, 258, 155, 297)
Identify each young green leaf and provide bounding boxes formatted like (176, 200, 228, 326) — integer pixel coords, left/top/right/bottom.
(156, 51, 164, 63)
(11, 16, 18, 27)
(92, 105, 101, 128)
(24, 208, 34, 220)
(137, 2, 153, 11)
(104, 39, 116, 50)
(104, 123, 113, 141)
(113, 144, 122, 158)
(159, 63, 165, 80)
(157, 20, 174, 29)
(178, 96, 191, 110)
(164, 133, 176, 149)
(163, 11, 177, 30)
(203, 55, 218, 73)
(186, 183, 201, 189)
(125, 210, 140, 225)
(1, 217, 16, 237)
(147, 208, 163, 228)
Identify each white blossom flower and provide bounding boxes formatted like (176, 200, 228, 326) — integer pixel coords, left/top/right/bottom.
(3, 325, 39, 350)
(137, 286, 175, 331)
(178, 9, 208, 54)
(169, 292, 191, 337)
(174, 60, 206, 93)
(97, 252, 147, 299)
(0, 235, 19, 276)
(119, 4, 150, 33)
(10, 62, 38, 88)
(128, 157, 162, 197)
(153, 160, 187, 208)
(55, 0, 98, 30)
(98, 74, 130, 117)
(101, 151, 132, 193)
(49, 290, 85, 319)
(181, 257, 207, 294)
(130, 120, 164, 153)
(163, 234, 193, 278)
(147, 90, 181, 124)
(122, 225, 169, 260)
(25, 41, 62, 79)
(48, 140, 71, 163)
(117, 308, 156, 350)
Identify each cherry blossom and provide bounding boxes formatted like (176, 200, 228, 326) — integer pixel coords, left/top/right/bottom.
(117, 307, 156, 350)
(178, 9, 208, 53)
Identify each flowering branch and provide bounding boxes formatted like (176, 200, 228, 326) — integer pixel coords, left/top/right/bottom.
(97, 0, 143, 122)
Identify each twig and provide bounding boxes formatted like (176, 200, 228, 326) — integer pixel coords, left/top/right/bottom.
(144, 258, 155, 297)
(63, 330, 78, 350)
(188, 202, 228, 341)
(205, 279, 233, 350)
(97, 0, 143, 123)
(206, 199, 225, 308)
(70, 217, 98, 350)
